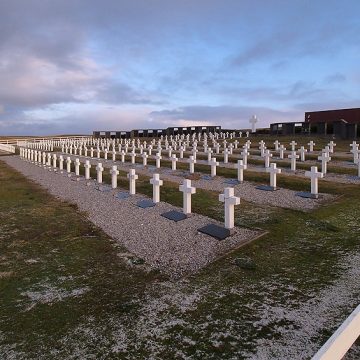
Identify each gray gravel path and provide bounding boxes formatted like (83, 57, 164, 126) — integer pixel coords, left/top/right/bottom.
(2, 156, 262, 279)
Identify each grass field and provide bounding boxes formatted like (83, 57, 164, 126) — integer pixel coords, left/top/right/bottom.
(0, 139, 359, 358)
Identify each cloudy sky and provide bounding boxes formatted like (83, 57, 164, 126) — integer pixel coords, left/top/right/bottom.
(0, 0, 359, 135)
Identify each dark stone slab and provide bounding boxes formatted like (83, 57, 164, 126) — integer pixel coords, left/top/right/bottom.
(137, 199, 156, 208)
(96, 185, 112, 192)
(115, 191, 130, 200)
(198, 224, 230, 240)
(347, 175, 360, 181)
(256, 185, 277, 191)
(201, 175, 213, 181)
(296, 191, 318, 199)
(224, 179, 240, 186)
(161, 210, 187, 222)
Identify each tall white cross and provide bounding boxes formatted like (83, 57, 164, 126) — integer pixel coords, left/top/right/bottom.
(288, 151, 299, 171)
(130, 151, 136, 164)
(274, 140, 280, 151)
(290, 141, 297, 151)
(249, 115, 258, 133)
(219, 187, 240, 229)
(171, 154, 178, 170)
(305, 166, 323, 196)
(150, 173, 163, 203)
(120, 150, 125, 163)
(84, 160, 91, 180)
(235, 160, 247, 182)
(209, 157, 219, 177)
(96, 163, 104, 183)
(279, 145, 286, 159)
(263, 149, 272, 168)
(66, 157, 71, 174)
(127, 169, 138, 195)
(75, 158, 80, 176)
(188, 155, 196, 173)
(318, 152, 331, 174)
(110, 165, 119, 189)
(155, 153, 162, 168)
(179, 179, 196, 214)
(299, 146, 307, 162)
(328, 141, 336, 153)
(142, 152, 148, 166)
(308, 140, 315, 152)
(266, 163, 281, 189)
(112, 150, 116, 162)
(58, 155, 64, 173)
(52, 154, 57, 170)
(241, 149, 249, 166)
(223, 148, 229, 164)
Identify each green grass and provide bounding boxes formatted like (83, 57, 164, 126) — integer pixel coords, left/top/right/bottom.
(1, 153, 359, 358)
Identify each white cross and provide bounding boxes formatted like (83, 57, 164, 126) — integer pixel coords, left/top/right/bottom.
(241, 149, 249, 166)
(318, 152, 331, 174)
(266, 163, 281, 189)
(75, 158, 80, 176)
(274, 140, 280, 151)
(235, 159, 247, 182)
(130, 151, 136, 164)
(279, 145, 286, 159)
(263, 149, 272, 168)
(328, 141, 336, 153)
(219, 187, 241, 229)
(120, 150, 125, 163)
(65, 158, 71, 175)
(127, 169, 138, 195)
(288, 151, 299, 171)
(90, 148, 94, 157)
(59, 155, 64, 172)
(84, 160, 91, 180)
(150, 173, 163, 203)
(110, 165, 119, 189)
(209, 157, 219, 177)
(234, 140, 239, 149)
(299, 146, 307, 162)
(52, 154, 57, 169)
(142, 152, 148, 166)
(188, 155, 196, 173)
(112, 150, 116, 162)
(223, 148, 229, 164)
(207, 148, 213, 162)
(155, 153, 162, 168)
(97, 148, 101, 159)
(249, 115, 258, 133)
(305, 166, 323, 196)
(171, 154, 178, 170)
(308, 140, 315, 152)
(96, 163, 104, 183)
(290, 141, 297, 151)
(179, 146, 184, 158)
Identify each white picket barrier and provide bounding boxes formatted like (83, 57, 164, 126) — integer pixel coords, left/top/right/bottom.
(0, 143, 16, 153)
(312, 304, 360, 360)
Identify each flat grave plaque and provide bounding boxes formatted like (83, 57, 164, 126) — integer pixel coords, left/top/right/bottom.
(224, 179, 240, 186)
(296, 191, 318, 199)
(256, 185, 277, 191)
(137, 199, 156, 208)
(161, 210, 187, 222)
(115, 191, 130, 200)
(201, 175, 213, 181)
(96, 185, 112, 192)
(198, 224, 230, 240)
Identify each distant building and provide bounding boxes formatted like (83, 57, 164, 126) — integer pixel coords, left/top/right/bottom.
(270, 107, 360, 139)
(93, 125, 221, 139)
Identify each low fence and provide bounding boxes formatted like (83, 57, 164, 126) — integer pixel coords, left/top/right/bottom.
(0, 143, 16, 153)
(312, 304, 360, 359)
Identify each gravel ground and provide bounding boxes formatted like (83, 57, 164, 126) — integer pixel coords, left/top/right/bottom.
(2, 156, 262, 279)
(55, 152, 335, 211)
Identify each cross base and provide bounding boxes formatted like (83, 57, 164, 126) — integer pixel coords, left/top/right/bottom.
(137, 199, 156, 208)
(161, 210, 187, 222)
(114, 191, 130, 200)
(296, 191, 319, 199)
(256, 185, 278, 191)
(198, 224, 231, 240)
(223, 179, 241, 186)
(96, 185, 112, 192)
